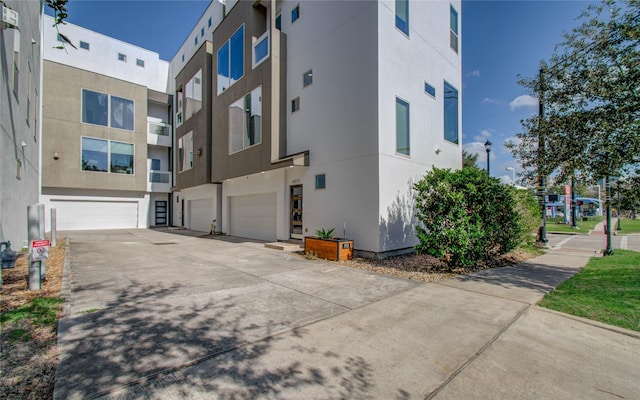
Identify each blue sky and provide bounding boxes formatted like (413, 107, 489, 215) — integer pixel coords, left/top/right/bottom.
(49, 0, 596, 184)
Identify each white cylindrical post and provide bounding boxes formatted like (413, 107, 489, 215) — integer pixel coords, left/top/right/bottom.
(38, 204, 46, 280)
(27, 205, 41, 290)
(51, 208, 57, 247)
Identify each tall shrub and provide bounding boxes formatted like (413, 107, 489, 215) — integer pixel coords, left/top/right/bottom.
(414, 168, 524, 268)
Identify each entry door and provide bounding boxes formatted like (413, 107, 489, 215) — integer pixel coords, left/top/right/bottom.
(155, 201, 167, 225)
(290, 185, 303, 239)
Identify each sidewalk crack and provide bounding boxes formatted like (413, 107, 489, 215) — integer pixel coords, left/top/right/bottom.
(424, 305, 529, 400)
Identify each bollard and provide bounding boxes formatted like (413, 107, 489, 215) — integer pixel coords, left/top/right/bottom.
(51, 208, 57, 247)
(27, 205, 41, 290)
(38, 204, 46, 280)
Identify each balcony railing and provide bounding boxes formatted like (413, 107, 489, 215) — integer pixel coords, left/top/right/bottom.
(147, 120, 172, 147)
(148, 121, 170, 136)
(149, 171, 170, 183)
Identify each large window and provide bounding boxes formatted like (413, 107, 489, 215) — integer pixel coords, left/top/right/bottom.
(82, 89, 134, 131)
(396, 97, 410, 155)
(444, 81, 459, 144)
(110, 96, 134, 130)
(217, 25, 244, 95)
(450, 6, 459, 53)
(178, 131, 193, 172)
(229, 86, 262, 153)
(110, 141, 134, 174)
(82, 137, 134, 174)
(185, 69, 202, 119)
(396, 0, 409, 36)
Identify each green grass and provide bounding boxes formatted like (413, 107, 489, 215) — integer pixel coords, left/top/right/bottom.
(547, 216, 603, 234)
(539, 250, 640, 332)
(1, 297, 63, 327)
(617, 218, 640, 234)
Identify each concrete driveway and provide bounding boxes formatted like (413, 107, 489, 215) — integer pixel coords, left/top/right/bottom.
(53, 229, 640, 399)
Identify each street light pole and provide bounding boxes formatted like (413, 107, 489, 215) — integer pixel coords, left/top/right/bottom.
(506, 167, 515, 185)
(617, 180, 622, 231)
(484, 140, 492, 175)
(537, 66, 548, 246)
(605, 176, 614, 255)
(571, 176, 578, 228)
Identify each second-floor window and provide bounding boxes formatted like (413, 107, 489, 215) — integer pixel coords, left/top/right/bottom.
(444, 81, 459, 144)
(217, 25, 245, 95)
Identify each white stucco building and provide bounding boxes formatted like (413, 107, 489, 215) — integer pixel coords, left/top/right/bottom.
(173, 0, 462, 257)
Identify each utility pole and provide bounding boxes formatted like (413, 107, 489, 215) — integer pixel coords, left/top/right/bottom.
(537, 66, 548, 246)
(571, 177, 578, 228)
(605, 176, 613, 255)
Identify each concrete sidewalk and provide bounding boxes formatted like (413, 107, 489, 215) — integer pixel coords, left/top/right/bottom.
(53, 230, 640, 399)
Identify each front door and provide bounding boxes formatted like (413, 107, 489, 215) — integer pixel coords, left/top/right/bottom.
(290, 185, 303, 239)
(155, 201, 167, 226)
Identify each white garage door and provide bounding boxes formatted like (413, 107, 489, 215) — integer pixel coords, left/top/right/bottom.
(51, 200, 139, 230)
(229, 193, 276, 241)
(189, 198, 214, 232)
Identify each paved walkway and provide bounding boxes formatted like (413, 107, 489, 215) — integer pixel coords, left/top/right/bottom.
(53, 230, 640, 399)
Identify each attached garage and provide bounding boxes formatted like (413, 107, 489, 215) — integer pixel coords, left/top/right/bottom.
(229, 193, 276, 241)
(189, 198, 214, 232)
(51, 200, 139, 230)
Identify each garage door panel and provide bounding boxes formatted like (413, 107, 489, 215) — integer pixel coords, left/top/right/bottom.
(51, 200, 138, 230)
(229, 193, 276, 241)
(190, 199, 214, 233)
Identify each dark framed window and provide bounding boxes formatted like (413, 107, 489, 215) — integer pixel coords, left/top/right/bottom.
(444, 81, 459, 144)
(292, 5, 300, 23)
(303, 70, 313, 87)
(396, 97, 410, 155)
(395, 0, 409, 35)
(425, 82, 436, 98)
(291, 97, 300, 112)
(118, 53, 127, 62)
(315, 174, 326, 189)
(276, 14, 282, 30)
(79, 41, 90, 50)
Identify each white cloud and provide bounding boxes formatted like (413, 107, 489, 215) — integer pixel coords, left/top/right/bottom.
(463, 142, 495, 168)
(509, 95, 538, 111)
(473, 129, 492, 142)
(481, 97, 499, 104)
(466, 70, 480, 78)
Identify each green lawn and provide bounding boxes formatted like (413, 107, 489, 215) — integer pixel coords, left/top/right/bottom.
(616, 218, 640, 234)
(546, 216, 602, 234)
(539, 250, 640, 332)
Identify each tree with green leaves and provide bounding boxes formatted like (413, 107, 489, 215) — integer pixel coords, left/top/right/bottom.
(507, 0, 640, 185)
(462, 150, 479, 169)
(46, 0, 76, 49)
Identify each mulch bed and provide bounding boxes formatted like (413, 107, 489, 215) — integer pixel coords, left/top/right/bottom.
(1, 243, 66, 400)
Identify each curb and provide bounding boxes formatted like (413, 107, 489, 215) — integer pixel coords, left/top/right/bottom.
(534, 306, 640, 340)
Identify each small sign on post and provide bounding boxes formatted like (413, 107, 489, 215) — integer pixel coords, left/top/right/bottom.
(31, 239, 50, 261)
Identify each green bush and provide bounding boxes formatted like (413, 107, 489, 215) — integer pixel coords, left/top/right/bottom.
(414, 168, 524, 268)
(512, 188, 540, 245)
